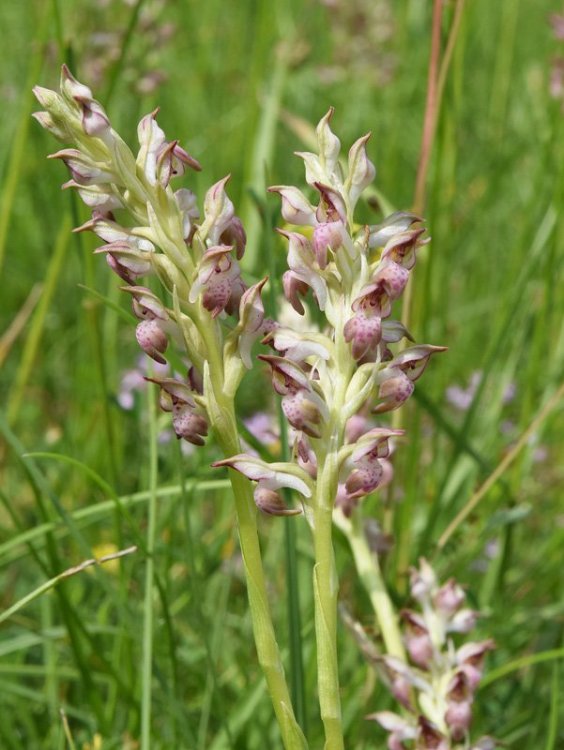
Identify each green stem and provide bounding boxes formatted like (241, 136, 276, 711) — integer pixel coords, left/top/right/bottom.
(225, 467, 307, 750)
(201, 326, 306, 749)
(312, 446, 344, 750)
(310, 306, 352, 750)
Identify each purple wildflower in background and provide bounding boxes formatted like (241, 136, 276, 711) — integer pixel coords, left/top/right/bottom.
(117, 356, 169, 410)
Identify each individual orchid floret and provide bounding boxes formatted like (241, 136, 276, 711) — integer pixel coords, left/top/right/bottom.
(263, 327, 332, 364)
(391, 345, 448, 383)
(279, 229, 329, 311)
(374, 346, 447, 413)
(341, 427, 403, 501)
(282, 271, 310, 315)
(213, 454, 313, 516)
(219, 215, 247, 260)
(147, 377, 208, 446)
(60, 64, 111, 138)
(373, 368, 415, 413)
(259, 355, 329, 438)
(229, 278, 268, 369)
(94, 242, 153, 283)
(381, 228, 428, 271)
(123, 285, 172, 364)
(175, 188, 200, 242)
(344, 291, 383, 361)
(368, 211, 423, 250)
(198, 175, 236, 246)
(189, 245, 242, 317)
(137, 109, 201, 187)
(367, 711, 417, 750)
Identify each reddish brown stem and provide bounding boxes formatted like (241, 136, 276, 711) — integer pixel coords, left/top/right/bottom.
(413, 0, 444, 216)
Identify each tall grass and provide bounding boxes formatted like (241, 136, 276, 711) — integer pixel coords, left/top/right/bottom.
(0, 0, 562, 747)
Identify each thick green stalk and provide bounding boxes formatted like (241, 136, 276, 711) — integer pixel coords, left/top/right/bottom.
(310, 304, 353, 750)
(312, 445, 344, 750)
(214, 417, 307, 750)
(201, 324, 307, 750)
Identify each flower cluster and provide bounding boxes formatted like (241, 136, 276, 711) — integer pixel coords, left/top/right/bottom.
(220, 109, 445, 516)
(33, 66, 269, 445)
(369, 560, 495, 750)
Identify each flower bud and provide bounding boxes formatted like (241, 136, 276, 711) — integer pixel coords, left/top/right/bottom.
(346, 132, 376, 207)
(373, 369, 415, 413)
(409, 559, 438, 602)
(402, 610, 434, 669)
(60, 66, 111, 137)
(199, 175, 235, 244)
(32, 110, 73, 142)
(316, 107, 341, 176)
(448, 609, 478, 634)
(236, 278, 267, 368)
(268, 185, 316, 226)
(434, 579, 466, 616)
(254, 481, 302, 516)
(49, 149, 114, 185)
(282, 388, 326, 438)
(146, 377, 208, 446)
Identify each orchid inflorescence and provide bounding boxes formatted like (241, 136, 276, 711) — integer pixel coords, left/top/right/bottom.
(367, 559, 495, 750)
(218, 108, 445, 520)
(34, 66, 493, 750)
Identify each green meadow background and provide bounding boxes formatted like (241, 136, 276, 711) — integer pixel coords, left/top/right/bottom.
(0, 0, 563, 747)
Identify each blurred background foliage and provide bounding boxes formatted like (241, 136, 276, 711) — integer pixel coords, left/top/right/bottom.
(0, 0, 563, 748)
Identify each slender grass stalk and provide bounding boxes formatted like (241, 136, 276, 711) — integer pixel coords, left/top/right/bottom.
(6, 216, 71, 423)
(0, 546, 136, 626)
(104, 0, 146, 106)
(438, 381, 564, 549)
(0, 2, 49, 276)
(334, 512, 405, 661)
